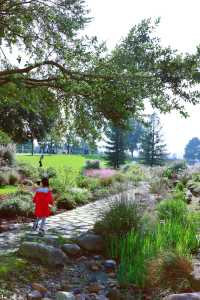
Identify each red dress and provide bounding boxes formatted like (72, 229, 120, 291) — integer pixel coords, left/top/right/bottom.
(33, 188, 53, 218)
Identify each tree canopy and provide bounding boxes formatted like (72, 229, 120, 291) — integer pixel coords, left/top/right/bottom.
(139, 113, 168, 166)
(0, 1, 200, 140)
(184, 137, 200, 163)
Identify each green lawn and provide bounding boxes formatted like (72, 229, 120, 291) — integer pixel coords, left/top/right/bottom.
(16, 154, 105, 183)
(0, 185, 18, 195)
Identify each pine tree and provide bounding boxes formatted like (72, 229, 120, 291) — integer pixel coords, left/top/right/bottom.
(139, 113, 167, 166)
(105, 124, 126, 169)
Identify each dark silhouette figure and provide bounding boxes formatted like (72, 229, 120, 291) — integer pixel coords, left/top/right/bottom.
(39, 155, 44, 168)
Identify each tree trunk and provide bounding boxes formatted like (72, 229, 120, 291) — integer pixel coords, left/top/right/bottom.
(31, 138, 34, 156)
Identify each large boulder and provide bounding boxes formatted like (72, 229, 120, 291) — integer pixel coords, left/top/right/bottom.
(164, 293, 200, 300)
(76, 233, 104, 252)
(62, 243, 81, 257)
(18, 242, 68, 267)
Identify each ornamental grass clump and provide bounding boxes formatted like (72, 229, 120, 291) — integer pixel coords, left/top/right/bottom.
(94, 193, 143, 238)
(106, 194, 200, 288)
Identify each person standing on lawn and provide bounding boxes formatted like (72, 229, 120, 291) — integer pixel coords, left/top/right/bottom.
(32, 177, 54, 235)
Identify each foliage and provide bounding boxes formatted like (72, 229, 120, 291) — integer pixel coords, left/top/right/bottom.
(150, 177, 169, 195)
(148, 251, 193, 291)
(105, 191, 200, 288)
(163, 161, 187, 179)
(0, 172, 9, 186)
(139, 113, 168, 166)
(85, 160, 100, 169)
(126, 119, 144, 159)
(156, 198, 188, 223)
(56, 188, 92, 208)
(0, 130, 12, 145)
(105, 124, 126, 169)
(0, 96, 59, 145)
(0, 253, 28, 280)
(76, 175, 100, 192)
(123, 164, 145, 185)
(94, 194, 143, 238)
(0, 192, 34, 217)
(0, 145, 15, 166)
(0, 8, 200, 140)
(17, 162, 39, 180)
(184, 137, 200, 163)
(109, 214, 199, 287)
(8, 171, 21, 185)
(39, 167, 57, 179)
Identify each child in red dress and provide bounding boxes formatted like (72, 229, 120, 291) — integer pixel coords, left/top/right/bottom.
(32, 177, 54, 235)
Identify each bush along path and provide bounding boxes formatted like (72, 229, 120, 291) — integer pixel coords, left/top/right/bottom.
(0, 182, 156, 300)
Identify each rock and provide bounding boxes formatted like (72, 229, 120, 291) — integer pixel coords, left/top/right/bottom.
(73, 288, 82, 295)
(185, 190, 193, 204)
(43, 235, 60, 247)
(164, 293, 200, 300)
(27, 290, 43, 300)
(62, 244, 81, 257)
(96, 296, 109, 300)
(76, 233, 104, 252)
(104, 260, 117, 272)
(32, 283, 48, 294)
(19, 242, 68, 267)
(86, 260, 102, 271)
(56, 291, 76, 300)
(87, 283, 105, 293)
(75, 295, 86, 300)
(107, 289, 122, 300)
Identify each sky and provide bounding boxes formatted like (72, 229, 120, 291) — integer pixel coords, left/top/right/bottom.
(85, 0, 200, 157)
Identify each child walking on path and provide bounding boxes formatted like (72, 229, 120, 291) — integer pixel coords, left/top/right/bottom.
(32, 177, 54, 235)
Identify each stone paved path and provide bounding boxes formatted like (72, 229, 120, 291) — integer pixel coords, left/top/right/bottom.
(0, 182, 155, 255)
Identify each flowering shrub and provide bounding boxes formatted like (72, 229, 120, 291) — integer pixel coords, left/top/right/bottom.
(84, 168, 116, 178)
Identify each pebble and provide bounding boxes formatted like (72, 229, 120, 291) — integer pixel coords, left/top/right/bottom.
(87, 283, 105, 293)
(27, 290, 43, 300)
(56, 291, 76, 300)
(32, 283, 48, 294)
(103, 260, 117, 272)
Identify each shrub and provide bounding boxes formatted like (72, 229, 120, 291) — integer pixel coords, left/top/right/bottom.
(50, 177, 66, 194)
(150, 177, 169, 194)
(56, 193, 76, 210)
(99, 176, 114, 187)
(147, 251, 193, 291)
(70, 188, 92, 204)
(0, 192, 34, 217)
(94, 194, 143, 238)
(156, 198, 188, 223)
(39, 167, 57, 179)
(85, 160, 100, 169)
(109, 216, 199, 287)
(163, 161, 187, 179)
(3, 149, 15, 166)
(0, 172, 9, 186)
(76, 175, 100, 192)
(113, 173, 126, 183)
(17, 162, 38, 179)
(8, 171, 20, 185)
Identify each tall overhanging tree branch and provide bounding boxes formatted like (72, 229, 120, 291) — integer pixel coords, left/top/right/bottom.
(0, 1, 200, 139)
